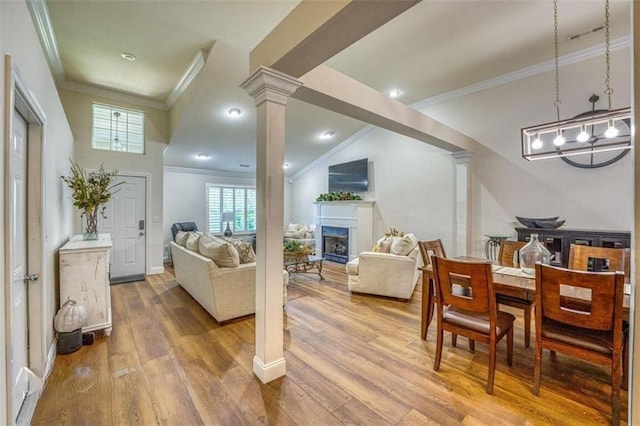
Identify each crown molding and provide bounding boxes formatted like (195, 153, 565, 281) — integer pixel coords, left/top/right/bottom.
(164, 165, 256, 179)
(412, 35, 631, 110)
(165, 49, 207, 109)
(27, 0, 64, 85)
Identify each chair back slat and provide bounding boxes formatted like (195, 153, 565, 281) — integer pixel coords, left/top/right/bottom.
(568, 244, 626, 274)
(535, 263, 624, 331)
(432, 256, 494, 314)
(419, 240, 446, 267)
(498, 240, 526, 267)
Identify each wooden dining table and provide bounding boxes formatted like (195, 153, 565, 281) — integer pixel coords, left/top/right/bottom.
(420, 256, 632, 341)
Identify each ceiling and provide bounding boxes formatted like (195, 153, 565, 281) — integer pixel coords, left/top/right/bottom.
(44, 0, 632, 177)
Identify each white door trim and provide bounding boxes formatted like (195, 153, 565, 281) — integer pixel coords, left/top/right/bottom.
(3, 55, 47, 424)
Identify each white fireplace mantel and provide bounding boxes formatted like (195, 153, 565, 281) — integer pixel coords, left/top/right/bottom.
(314, 201, 375, 262)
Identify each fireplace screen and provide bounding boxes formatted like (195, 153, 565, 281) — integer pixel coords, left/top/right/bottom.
(322, 226, 349, 264)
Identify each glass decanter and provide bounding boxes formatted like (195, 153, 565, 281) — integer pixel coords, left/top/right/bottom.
(519, 234, 551, 275)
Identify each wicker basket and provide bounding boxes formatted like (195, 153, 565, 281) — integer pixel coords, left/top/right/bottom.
(283, 250, 312, 262)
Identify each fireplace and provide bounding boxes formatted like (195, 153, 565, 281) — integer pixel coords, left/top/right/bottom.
(322, 226, 349, 264)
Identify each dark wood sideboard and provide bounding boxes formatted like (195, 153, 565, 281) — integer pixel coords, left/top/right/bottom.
(515, 227, 630, 269)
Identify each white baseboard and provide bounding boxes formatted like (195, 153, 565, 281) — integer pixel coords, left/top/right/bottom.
(148, 266, 164, 275)
(253, 356, 286, 383)
(44, 340, 56, 381)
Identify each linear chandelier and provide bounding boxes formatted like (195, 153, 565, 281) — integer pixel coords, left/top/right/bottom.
(521, 0, 631, 162)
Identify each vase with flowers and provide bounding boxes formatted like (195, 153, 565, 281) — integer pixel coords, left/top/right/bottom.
(61, 160, 122, 240)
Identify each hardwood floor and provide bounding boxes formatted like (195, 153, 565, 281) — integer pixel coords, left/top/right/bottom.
(32, 262, 627, 425)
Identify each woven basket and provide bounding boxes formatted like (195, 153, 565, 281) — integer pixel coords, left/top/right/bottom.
(283, 250, 311, 262)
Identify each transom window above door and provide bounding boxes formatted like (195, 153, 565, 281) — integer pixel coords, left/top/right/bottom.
(92, 103, 145, 154)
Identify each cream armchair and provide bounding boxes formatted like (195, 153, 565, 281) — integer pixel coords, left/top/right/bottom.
(345, 234, 421, 300)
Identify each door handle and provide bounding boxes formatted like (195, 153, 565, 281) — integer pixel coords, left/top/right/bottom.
(139, 231, 145, 236)
(24, 274, 39, 282)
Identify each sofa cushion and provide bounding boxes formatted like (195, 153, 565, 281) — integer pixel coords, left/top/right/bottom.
(185, 231, 203, 251)
(175, 231, 189, 247)
(377, 236, 393, 253)
(223, 237, 256, 264)
(199, 235, 240, 268)
(390, 233, 419, 256)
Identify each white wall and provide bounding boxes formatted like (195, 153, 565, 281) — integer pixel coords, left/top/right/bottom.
(163, 167, 255, 258)
(0, 1, 75, 421)
(290, 49, 631, 260)
(420, 48, 632, 255)
(59, 89, 168, 274)
(289, 129, 457, 250)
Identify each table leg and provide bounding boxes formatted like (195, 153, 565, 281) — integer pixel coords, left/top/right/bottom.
(318, 261, 324, 280)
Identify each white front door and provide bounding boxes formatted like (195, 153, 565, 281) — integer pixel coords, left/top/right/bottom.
(10, 109, 29, 420)
(100, 175, 146, 281)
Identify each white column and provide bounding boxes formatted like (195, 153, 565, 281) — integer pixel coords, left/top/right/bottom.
(450, 151, 475, 257)
(241, 66, 301, 383)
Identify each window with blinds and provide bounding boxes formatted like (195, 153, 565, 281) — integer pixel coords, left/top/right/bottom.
(92, 103, 145, 153)
(206, 184, 257, 234)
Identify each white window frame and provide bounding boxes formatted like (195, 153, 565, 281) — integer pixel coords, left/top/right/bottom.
(91, 103, 145, 154)
(206, 184, 257, 235)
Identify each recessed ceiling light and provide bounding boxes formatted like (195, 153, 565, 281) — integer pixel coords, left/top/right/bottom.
(196, 153, 210, 160)
(387, 89, 401, 98)
(283, 163, 290, 169)
(121, 53, 136, 62)
(320, 131, 335, 139)
(228, 108, 242, 117)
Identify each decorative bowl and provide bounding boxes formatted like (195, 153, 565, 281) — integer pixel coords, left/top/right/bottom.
(533, 219, 565, 229)
(516, 216, 559, 228)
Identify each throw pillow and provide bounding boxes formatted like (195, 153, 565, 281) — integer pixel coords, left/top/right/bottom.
(377, 236, 393, 253)
(199, 236, 240, 268)
(390, 233, 419, 256)
(175, 231, 189, 247)
(223, 237, 256, 264)
(372, 244, 380, 252)
(185, 231, 202, 251)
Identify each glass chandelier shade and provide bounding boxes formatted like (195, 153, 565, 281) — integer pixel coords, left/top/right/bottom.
(521, 107, 631, 161)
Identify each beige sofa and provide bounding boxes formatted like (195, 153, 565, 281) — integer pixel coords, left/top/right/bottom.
(345, 233, 422, 300)
(170, 241, 288, 322)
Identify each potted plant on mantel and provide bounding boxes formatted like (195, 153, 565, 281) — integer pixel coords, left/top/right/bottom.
(61, 160, 122, 240)
(315, 191, 362, 202)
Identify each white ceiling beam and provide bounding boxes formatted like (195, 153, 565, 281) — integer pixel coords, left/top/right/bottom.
(250, 0, 418, 77)
(295, 65, 480, 153)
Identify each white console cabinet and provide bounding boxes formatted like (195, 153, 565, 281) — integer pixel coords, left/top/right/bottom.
(59, 234, 112, 335)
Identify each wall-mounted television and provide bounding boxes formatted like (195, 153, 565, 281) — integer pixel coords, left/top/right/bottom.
(328, 158, 368, 193)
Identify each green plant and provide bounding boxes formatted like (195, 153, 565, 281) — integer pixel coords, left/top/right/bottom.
(315, 191, 362, 202)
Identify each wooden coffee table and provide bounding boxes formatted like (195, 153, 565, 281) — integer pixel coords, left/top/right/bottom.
(284, 255, 324, 280)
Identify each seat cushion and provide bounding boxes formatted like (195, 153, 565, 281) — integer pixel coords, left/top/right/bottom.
(541, 317, 613, 355)
(345, 258, 359, 275)
(496, 294, 534, 308)
(443, 306, 515, 336)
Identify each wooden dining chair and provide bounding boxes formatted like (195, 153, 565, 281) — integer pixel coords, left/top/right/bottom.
(418, 240, 447, 339)
(568, 243, 630, 390)
(533, 263, 625, 425)
(431, 256, 515, 394)
(496, 239, 533, 348)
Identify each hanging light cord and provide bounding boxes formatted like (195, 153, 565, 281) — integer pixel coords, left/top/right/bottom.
(553, 0, 561, 121)
(604, 0, 613, 110)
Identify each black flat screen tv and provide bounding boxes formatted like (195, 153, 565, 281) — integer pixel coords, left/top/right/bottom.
(328, 158, 368, 193)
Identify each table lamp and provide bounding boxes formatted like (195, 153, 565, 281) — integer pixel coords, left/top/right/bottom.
(222, 211, 234, 237)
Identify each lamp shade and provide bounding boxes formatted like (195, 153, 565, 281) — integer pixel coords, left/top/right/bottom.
(222, 211, 234, 222)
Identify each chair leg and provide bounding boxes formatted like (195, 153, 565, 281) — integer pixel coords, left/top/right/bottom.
(533, 346, 542, 396)
(469, 339, 475, 352)
(612, 348, 622, 425)
(487, 341, 496, 394)
(523, 305, 531, 349)
(452, 334, 457, 347)
(622, 331, 629, 391)
(506, 328, 513, 366)
(434, 327, 444, 371)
